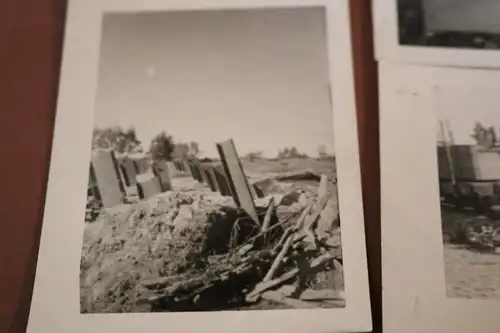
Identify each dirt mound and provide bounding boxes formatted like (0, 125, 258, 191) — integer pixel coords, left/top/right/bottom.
(80, 177, 342, 313)
(80, 190, 241, 313)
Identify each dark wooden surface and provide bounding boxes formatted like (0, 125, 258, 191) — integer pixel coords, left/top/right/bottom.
(0, 1, 380, 332)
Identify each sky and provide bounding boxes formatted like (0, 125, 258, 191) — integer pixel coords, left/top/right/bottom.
(423, 0, 500, 33)
(93, 7, 334, 159)
(436, 85, 500, 144)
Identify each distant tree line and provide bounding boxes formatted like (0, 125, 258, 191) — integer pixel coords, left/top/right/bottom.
(92, 126, 201, 161)
(244, 145, 334, 162)
(92, 127, 143, 154)
(92, 126, 335, 162)
(471, 122, 498, 149)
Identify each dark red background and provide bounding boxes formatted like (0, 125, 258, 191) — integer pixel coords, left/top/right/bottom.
(0, 1, 379, 332)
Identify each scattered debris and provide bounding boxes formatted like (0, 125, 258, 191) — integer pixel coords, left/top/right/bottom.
(80, 173, 343, 313)
(82, 139, 342, 313)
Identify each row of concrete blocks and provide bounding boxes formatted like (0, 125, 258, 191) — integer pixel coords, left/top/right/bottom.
(88, 149, 176, 208)
(172, 139, 261, 224)
(172, 159, 234, 197)
(88, 139, 260, 224)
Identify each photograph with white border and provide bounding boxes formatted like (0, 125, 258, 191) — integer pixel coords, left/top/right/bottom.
(26, 0, 371, 332)
(435, 86, 500, 300)
(381, 61, 500, 333)
(82, 6, 345, 314)
(373, 1, 500, 69)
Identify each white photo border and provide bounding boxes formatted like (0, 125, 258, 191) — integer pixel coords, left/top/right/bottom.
(373, 1, 500, 69)
(26, 0, 371, 332)
(381, 61, 500, 333)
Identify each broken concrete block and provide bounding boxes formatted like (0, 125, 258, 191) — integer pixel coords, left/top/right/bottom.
(183, 160, 192, 176)
(90, 150, 125, 208)
(205, 166, 220, 192)
(130, 155, 150, 174)
(152, 160, 172, 192)
(213, 166, 233, 197)
(202, 166, 218, 191)
(216, 139, 259, 224)
(136, 173, 162, 200)
(166, 161, 178, 177)
(120, 157, 138, 187)
(193, 160, 208, 184)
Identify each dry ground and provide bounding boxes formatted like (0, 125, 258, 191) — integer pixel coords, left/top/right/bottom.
(442, 208, 500, 299)
(241, 157, 336, 180)
(444, 245, 500, 299)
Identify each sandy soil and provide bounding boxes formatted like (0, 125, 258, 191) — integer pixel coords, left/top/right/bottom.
(444, 245, 500, 299)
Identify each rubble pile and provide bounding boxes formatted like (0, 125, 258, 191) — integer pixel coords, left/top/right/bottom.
(80, 178, 343, 313)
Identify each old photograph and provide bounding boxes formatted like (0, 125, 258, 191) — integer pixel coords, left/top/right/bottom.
(397, 0, 500, 49)
(80, 7, 344, 313)
(436, 87, 500, 299)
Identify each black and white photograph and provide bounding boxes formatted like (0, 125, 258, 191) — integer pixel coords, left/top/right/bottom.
(80, 7, 345, 314)
(397, 0, 500, 49)
(435, 87, 500, 300)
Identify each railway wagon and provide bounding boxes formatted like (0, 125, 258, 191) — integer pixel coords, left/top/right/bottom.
(438, 144, 500, 212)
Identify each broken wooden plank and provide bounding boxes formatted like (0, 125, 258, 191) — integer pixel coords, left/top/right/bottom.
(216, 139, 259, 224)
(261, 197, 275, 232)
(318, 174, 328, 199)
(262, 233, 294, 282)
(275, 285, 345, 301)
(295, 202, 313, 231)
(141, 276, 179, 290)
(304, 190, 333, 229)
(246, 252, 334, 302)
(317, 299, 346, 308)
(260, 290, 320, 309)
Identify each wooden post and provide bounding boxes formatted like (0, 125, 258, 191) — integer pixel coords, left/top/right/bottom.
(216, 139, 259, 224)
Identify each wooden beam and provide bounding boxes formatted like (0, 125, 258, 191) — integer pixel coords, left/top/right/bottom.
(216, 139, 259, 224)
